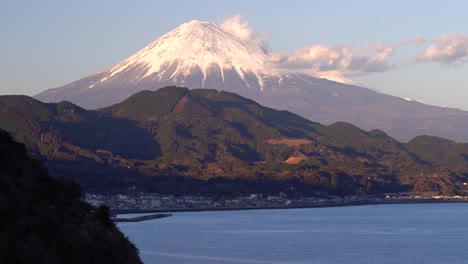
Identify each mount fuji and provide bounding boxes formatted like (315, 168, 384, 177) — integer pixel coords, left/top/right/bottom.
(34, 20, 468, 142)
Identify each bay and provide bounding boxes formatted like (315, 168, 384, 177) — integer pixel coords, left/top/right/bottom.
(118, 203, 468, 264)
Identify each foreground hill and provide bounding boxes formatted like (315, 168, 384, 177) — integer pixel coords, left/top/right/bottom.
(2, 87, 468, 196)
(0, 129, 142, 263)
(34, 20, 468, 142)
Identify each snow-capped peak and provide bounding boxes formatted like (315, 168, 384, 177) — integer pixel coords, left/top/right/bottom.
(103, 20, 270, 86)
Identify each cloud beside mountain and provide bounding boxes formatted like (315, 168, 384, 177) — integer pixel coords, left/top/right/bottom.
(220, 15, 269, 48)
(269, 42, 395, 76)
(415, 34, 468, 66)
(221, 15, 468, 79)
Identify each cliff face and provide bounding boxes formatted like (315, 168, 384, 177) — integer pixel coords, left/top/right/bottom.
(0, 130, 142, 264)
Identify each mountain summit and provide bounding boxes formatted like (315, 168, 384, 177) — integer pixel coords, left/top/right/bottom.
(34, 20, 468, 142)
(103, 20, 270, 89)
(35, 20, 279, 107)
(34, 20, 338, 109)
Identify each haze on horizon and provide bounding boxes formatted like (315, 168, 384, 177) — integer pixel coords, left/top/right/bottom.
(2, 0, 468, 110)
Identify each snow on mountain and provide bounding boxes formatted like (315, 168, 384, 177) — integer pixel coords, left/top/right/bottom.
(101, 20, 271, 89)
(34, 20, 468, 142)
(35, 20, 297, 107)
(37, 20, 354, 110)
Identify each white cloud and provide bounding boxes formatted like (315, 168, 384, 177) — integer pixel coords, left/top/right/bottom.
(415, 34, 468, 66)
(219, 16, 467, 80)
(400, 35, 426, 47)
(269, 42, 395, 77)
(220, 15, 269, 47)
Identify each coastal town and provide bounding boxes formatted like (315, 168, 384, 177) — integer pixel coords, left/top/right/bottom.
(84, 192, 468, 212)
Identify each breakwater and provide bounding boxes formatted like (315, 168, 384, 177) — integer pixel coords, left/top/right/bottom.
(112, 213, 172, 222)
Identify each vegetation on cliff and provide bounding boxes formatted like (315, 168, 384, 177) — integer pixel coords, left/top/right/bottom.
(0, 130, 142, 264)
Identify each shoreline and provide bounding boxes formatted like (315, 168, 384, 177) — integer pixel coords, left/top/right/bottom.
(111, 198, 468, 215)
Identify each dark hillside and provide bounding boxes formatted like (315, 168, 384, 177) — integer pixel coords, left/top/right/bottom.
(0, 130, 142, 264)
(406, 135, 468, 168)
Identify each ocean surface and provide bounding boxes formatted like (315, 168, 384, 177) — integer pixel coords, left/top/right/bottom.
(118, 203, 468, 264)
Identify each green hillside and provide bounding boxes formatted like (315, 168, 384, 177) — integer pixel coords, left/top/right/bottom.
(1, 87, 467, 196)
(407, 135, 468, 167)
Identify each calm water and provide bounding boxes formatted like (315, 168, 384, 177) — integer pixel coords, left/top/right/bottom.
(118, 203, 468, 264)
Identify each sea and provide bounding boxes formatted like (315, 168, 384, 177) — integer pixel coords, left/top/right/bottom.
(118, 203, 468, 264)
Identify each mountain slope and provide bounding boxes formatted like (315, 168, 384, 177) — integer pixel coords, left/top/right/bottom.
(33, 20, 468, 142)
(258, 74, 468, 142)
(6, 87, 468, 196)
(34, 20, 275, 107)
(0, 129, 142, 263)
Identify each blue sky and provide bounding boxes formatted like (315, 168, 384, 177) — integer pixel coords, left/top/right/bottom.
(2, 0, 468, 109)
